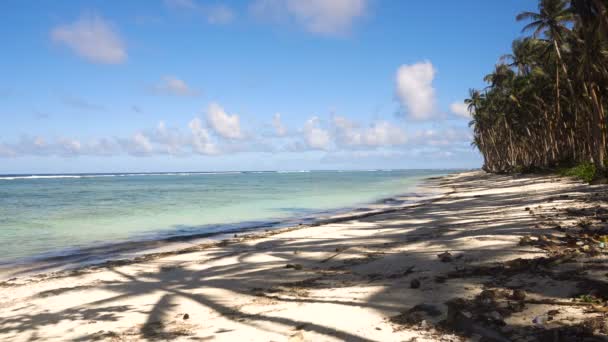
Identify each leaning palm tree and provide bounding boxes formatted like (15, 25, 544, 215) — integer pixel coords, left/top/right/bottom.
(469, 0, 608, 176)
(516, 0, 574, 102)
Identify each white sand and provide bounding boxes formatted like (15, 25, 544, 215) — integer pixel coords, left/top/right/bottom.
(0, 171, 604, 341)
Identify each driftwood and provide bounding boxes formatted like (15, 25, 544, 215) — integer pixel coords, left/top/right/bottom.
(320, 247, 350, 263)
(522, 299, 600, 307)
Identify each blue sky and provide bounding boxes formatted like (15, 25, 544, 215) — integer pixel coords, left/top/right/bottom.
(0, 0, 536, 173)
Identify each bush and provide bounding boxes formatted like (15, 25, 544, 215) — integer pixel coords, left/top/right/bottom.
(559, 162, 596, 183)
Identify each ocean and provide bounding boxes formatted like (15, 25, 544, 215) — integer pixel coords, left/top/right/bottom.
(0, 169, 453, 266)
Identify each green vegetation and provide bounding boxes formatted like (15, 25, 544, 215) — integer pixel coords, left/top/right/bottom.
(559, 162, 596, 182)
(468, 0, 608, 179)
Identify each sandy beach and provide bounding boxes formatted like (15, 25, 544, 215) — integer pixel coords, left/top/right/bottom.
(1, 170, 607, 341)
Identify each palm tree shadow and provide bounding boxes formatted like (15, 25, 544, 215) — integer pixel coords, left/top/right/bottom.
(1, 172, 606, 341)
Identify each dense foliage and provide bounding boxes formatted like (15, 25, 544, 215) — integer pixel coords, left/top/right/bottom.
(468, 0, 608, 177)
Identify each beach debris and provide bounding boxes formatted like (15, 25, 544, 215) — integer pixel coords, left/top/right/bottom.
(386, 266, 416, 279)
(532, 314, 547, 325)
(486, 311, 503, 323)
(518, 235, 533, 245)
(320, 247, 350, 263)
(444, 299, 510, 342)
(367, 273, 383, 281)
(403, 265, 416, 275)
(389, 304, 442, 330)
(538, 234, 549, 243)
(288, 331, 304, 341)
(437, 251, 453, 262)
(183, 313, 189, 320)
(524, 207, 530, 211)
(547, 309, 560, 319)
(285, 264, 303, 270)
(410, 304, 442, 317)
(511, 289, 526, 301)
(435, 275, 447, 283)
(410, 278, 421, 289)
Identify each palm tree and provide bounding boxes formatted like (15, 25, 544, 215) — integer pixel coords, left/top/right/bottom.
(469, 0, 608, 176)
(517, 0, 574, 138)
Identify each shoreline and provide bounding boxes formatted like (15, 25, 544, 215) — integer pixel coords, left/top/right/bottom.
(2, 170, 606, 341)
(0, 175, 447, 282)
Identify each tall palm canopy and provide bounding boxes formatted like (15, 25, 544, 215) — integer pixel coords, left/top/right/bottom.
(468, 0, 608, 175)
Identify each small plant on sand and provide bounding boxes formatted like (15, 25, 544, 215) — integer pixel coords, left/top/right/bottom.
(575, 294, 602, 304)
(559, 162, 596, 183)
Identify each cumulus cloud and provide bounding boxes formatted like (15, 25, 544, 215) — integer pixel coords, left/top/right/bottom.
(124, 133, 153, 156)
(153, 121, 185, 155)
(189, 118, 217, 155)
(0, 106, 473, 160)
(303, 116, 330, 150)
(166, 0, 235, 24)
(206, 103, 243, 139)
(333, 116, 406, 147)
(272, 113, 287, 136)
(58, 138, 82, 155)
(395, 61, 438, 120)
(87, 138, 120, 156)
(51, 14, 126, 64)
(11, 136, 50, 156)
(153, 76, 199, 96)
(450, 101, 472, 119)
(410, 127, 472, 147)
(0, 135, 117, 157)
(250, 0, 366, 36)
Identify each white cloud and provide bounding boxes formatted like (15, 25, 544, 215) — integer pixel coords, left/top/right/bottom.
(303, 116, 330, 150)
(410, 128, 472, 146)
(189, 117, 217, 155)
(395, 61, 437, 120)
(153, 121, 184, 155)
(126, 133, 153, 156)
(206, 103, 243, 139)
(88, 138, 119, 156)
(450, 101, 472, 119)
(333, 116, 407, 147)
(0, 110, 472, 160)
(58, 138, 82, 155)
(251, 0, 367, 36)
(272, 113, 287, 136)
(154, 76, 199, 96)
(12, 136, 49, 156)
(51, 14, 126, 64)
(363, 121, 407, 146)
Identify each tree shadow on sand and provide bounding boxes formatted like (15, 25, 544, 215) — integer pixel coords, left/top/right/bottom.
(1, 172, 608, 341)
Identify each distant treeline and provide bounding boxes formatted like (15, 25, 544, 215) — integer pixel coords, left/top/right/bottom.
(468, 0, 608, 176)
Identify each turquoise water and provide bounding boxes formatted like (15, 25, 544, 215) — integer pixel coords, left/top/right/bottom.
(0, 170, 451, 264)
